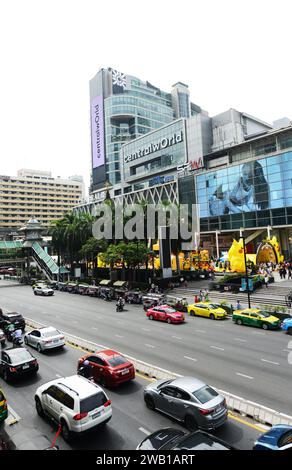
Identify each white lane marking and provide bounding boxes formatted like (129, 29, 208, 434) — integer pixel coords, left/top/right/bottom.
(236, 372, 254, 380)
(234, 338, 247, 342)
(195, 329, 206, 333)
(115, 334, 124, 338)
(210, 346, 225, 351)
(142, 328, 151, 332)
(139, 427, 151, 435)
(252, 331, 266, 336)
(261, 358, 280, 365)
(56, 374, 62, 378)
(145, 344, 155, 348)
(172, 335, 182, 340)
(92, 327, 98, 330)
(184, 356, 197, 362)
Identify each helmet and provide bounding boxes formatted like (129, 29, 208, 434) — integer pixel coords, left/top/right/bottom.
(83, 360, 90, 367)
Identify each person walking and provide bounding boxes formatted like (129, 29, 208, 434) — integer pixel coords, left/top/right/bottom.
(194, 294, 199, 303)
(264, 274, 269, 288)
(288, 265, 292, 280)
(236, 300, 241, 310)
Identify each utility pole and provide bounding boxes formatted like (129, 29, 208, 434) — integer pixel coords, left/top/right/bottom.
(241, 233, 251, 309)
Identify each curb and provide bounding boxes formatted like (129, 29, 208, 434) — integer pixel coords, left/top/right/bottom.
(24, 316, 292, 429)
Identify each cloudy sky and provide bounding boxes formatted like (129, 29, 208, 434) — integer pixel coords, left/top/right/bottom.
(1, 0, 291, 193)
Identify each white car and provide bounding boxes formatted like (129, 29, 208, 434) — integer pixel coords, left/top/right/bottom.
(24, 326, 65, 352)
(34, 286, 54, 296)
(35, 375, 112, 441)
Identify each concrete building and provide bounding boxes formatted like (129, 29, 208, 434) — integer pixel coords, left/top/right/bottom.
(0, 169, 84, 236)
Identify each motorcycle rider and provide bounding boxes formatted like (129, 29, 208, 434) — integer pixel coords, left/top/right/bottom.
(78, 360, 94, 380)
(12, 327, 22, 347)
(116, 296, 124, 311)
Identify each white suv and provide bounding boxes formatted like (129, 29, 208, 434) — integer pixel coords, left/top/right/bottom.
(35, 375, 112, 442)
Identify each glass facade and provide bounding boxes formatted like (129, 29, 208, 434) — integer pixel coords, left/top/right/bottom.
(104, 78, 174, 185)
(122, 120, 186, 182)
(196, 152, 292, 231)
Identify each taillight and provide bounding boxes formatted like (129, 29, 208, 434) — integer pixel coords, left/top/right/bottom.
(10, 367, 17, 372)
(104, 400, 111, 408)
(73, 412, 88, 421)
(199, 408, 213, 415)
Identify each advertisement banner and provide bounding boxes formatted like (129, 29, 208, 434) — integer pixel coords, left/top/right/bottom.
(91, 95, 105, 169)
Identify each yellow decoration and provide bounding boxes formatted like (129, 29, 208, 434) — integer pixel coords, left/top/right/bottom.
(228, 238, 246, 272)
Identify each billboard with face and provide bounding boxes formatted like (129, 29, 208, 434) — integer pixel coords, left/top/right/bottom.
(91, 95, 105, 169)
(197, 153, 292, 217)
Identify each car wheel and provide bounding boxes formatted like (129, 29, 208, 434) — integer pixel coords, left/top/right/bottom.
(210, 314, 215, 320)
(145, 395, 155, 410)
(34, 291, 37, 295)
(185, 415, 198, 431)
(167, 318, 172, 324)
(61, 420, 72, 443)
(262, 323, 269, 330)
(35, 397, 44, 417)
(3, 370, 9, 382)
(287, 327, 292, 336)
(37, 343, 43, 353)
(149, 315, 154, 321)
(236, 319, 243, 325)
(190, 310, 196, 317)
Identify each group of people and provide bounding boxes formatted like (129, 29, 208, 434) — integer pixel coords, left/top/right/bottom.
(193, 289, 210, 303)
(277, 263, 292, 280)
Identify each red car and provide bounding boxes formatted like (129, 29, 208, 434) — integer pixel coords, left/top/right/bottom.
(146, 305, 185, 324)
(77, 349, 135, 388)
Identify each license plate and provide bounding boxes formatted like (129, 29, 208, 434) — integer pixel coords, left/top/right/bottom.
(53, 339, 59, 343)
(121, 369, 129, 375)
(92, 411, 102, 419)
(23, 364, 29, 370)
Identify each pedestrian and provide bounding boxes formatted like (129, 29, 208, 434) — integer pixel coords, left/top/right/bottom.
(194, 294, 199, 303)
(205, 290, 209, 302)
(236, 300, 241, 310)
(199, 290, 203, 301)
(288, 265, 292, 280)
(283, 267, 287, 279)
(264, 274, 269, 288)
(184, 280, 188, 288)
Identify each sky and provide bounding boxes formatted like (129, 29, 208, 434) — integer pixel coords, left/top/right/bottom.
(1, 0, 292, 194)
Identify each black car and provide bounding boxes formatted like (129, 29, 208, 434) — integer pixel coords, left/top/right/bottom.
(136, 428, 234, 450)
(0, 347, 39, 381)
(0, 312, 26, 332)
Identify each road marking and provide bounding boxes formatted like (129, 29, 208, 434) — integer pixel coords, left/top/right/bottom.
(139, 427, 151, 435)
(210, 346, 225, 351)
(195, 329, 206, 333)
(92, 327, 98, 330)
(184, 356, 197, 362)
(261, 358, 280, 365)
(115, 334, 124, 338)
(228, 412, 269, 432)
(252, 331, 266, 336)
(172, 335, 182, 340)
(145, 344, 155, 348)
(234, 337, 247, 342)
(236, 372, 254, 380)
(56, 374, 62, 378)
(142, 328, 151, 332)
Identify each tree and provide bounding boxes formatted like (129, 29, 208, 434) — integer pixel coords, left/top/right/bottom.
(79, 237, 108, 272)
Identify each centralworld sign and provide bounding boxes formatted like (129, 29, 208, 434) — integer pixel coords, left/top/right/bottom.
(124, 131, 183, 164)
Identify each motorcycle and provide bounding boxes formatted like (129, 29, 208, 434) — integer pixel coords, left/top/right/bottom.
(116, 302, 124, 312)
(77, 366, 95, 382)
(12, 336, 23, 347)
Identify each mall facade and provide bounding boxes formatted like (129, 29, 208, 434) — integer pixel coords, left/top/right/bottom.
(77, 67, 292, 258)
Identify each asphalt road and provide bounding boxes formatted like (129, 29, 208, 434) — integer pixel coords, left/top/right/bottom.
(0, 282, 291, 417)
(0, 334, 262, 450)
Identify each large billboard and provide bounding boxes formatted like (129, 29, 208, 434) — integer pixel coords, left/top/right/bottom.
(197, 153, 292, 217)
(91, 95, 105, 169)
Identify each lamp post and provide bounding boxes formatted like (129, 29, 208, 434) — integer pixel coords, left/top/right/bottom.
(240, 228, 251, 309)
(215, 230, 221, 260)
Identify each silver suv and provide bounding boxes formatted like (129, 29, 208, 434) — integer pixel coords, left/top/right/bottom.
(35, 375, 112, 442)
(144, 376, 227, 431)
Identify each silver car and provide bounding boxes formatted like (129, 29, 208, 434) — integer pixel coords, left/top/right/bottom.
(24, 327, 65, 353)
(144, 376, 228, 431)
(34, 286, 54, 296)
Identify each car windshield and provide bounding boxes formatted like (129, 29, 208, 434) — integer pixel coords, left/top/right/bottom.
(8, 349, 33, 364)
(208, 304, 218, 309)
(278, 431, 292, 447)
(42, 330, 59, 338)
(80, 392, 107, 412)
(192, 386, 218, 404)
(107, 355, 127, 367)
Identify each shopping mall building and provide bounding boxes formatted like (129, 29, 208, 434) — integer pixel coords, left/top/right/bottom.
(76, 67, 292, 258)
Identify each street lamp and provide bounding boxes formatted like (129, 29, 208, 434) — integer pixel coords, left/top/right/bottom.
(215, 230, 221, 260)
(240, 228, 251, 309)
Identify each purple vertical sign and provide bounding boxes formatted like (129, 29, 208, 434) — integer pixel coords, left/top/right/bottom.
(91, 95, 105, 168)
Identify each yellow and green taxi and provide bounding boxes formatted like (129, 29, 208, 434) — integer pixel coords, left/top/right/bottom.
(0, 388, 8, 423)
(187, 302, 227, 320)
(232, 308, 281, 330)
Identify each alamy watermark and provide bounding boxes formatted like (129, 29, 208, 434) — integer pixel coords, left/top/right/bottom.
(92, 202, 200, 250)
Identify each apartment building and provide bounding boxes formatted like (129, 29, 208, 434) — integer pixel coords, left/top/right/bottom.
(0, 169, 84, 235)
